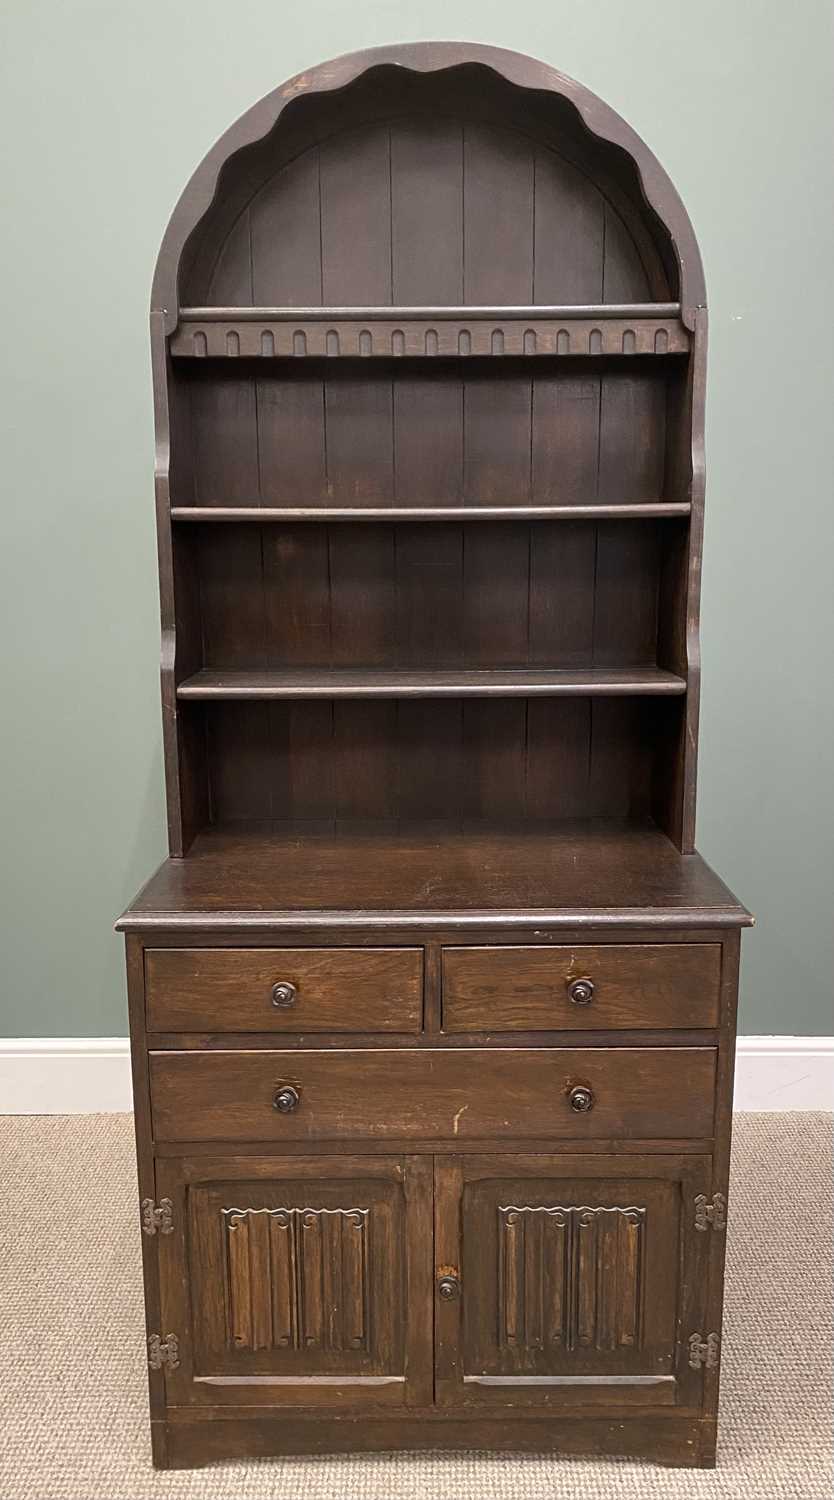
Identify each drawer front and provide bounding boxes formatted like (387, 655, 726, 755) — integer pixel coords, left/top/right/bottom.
(149, 1047, 717, 1143)
(145, 948, 423, 1033)
(442, 944, 721, 1032)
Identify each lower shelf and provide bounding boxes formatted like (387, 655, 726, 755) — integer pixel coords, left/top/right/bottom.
(176, 667, 687, 700)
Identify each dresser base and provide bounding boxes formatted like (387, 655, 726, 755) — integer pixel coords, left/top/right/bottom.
(154, 1414, 718, 1470)
(119, 848, 748, 1476)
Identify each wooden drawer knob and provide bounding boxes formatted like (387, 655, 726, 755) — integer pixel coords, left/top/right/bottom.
(568, 1085, 594, 1113)
(271, 981, 298, 1009)
(567, 976, 595, 1005)
(272, 1085, 300, 1114)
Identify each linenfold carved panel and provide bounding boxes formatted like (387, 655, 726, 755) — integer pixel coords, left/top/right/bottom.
(222, 1206, 370, 1354)
(498, 1204, 646, 1353)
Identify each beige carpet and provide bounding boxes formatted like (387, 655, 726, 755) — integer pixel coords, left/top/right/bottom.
(0, 1113, 831, 1500)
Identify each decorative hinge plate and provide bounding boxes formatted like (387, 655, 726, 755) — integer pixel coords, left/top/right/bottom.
(694, 1193, 726, 1232)
(148, 1333, 180, 1371)
(688, 1331, 720, 1370)
(141, 1197, 174, 1236)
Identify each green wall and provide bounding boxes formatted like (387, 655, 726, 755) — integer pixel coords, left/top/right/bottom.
(1, 1, 832, 1036)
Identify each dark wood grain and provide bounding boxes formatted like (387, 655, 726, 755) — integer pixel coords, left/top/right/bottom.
(182, 515, 684, 680)
(124, 937, 167, 1432)
(171, 311, 689, 358)
(117, 823, 751, 929)
(182, 359, 673, 518)
(170, 504, 693, 522)
(146, 947, 424, 1033)
(155, 44, 706, 328)
(435, 1152, 709, 1410)
(191, 695, 672, 827)
(149, 1047, 716, 1144)
(155, 1153, 431, 1411)
(442, 944, 721, 1031)
(177, 667, 687, 699)
(159, 1413, 716, 1467)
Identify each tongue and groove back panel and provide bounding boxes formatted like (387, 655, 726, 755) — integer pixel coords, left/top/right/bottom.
(182, 69, 669, 307)
(192, 521, 668, 668)
(174, 109, 667, 513)
(181, 360, 670, 511)
(185, 511, 681, 827)
(200, 699, 664, 826)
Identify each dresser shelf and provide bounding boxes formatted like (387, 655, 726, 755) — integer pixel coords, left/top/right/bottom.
(171, 303, 689, 360)
(176, 666, 687, 701)
(171, 503, 692, 523)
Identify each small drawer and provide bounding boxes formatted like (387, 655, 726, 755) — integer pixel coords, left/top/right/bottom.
(442, 944, 721, 1032)
(145, 948, 423, 1033)
(149, 1046, 717, 1143)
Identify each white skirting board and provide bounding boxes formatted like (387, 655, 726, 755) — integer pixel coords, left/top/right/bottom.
(0, 1036, 831, 1115)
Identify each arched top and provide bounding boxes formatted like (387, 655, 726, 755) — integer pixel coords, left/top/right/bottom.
(153, 42, 705, 331)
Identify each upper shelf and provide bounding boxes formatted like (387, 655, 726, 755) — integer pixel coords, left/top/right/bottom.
(176, 666, 687, 701)
(170, 304, 690, 360)
(170, 503, 691, 523)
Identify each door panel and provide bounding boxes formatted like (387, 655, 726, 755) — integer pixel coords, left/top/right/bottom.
(155, 1154, 432, 1409)
(435, 1154, 710, 1411)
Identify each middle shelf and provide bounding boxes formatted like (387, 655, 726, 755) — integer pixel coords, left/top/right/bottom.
(171, 503, 692, 523)
(171, 514, 689, 697)
(176, 667, 687, 700)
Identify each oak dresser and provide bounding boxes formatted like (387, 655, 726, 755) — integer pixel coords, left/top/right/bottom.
(117, 42, 752, 1470)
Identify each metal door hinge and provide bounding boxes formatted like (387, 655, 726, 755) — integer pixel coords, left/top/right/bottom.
(148, 1333, 180, 1371)
(688, 1331, 720, 1370)
(141, 1197, 173, 1236)
(694, 1193, 726, 1232)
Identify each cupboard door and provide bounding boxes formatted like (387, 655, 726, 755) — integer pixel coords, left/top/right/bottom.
(435, 1154, 711, 1412)
(154, 1154, 432, 1409)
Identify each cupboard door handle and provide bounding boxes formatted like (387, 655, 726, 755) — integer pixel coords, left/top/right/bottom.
(273, 1085, 300, 1114)
(271, 981, 297, 1009)
(437, 1276, 460, 1301)
(567, 977, 594, 1005)
(568, 1085, 594, 1113)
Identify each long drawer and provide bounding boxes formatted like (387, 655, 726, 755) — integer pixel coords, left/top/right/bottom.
(145, 948, 423, 1033)
(442, 944, 721, 1032)
(149, 1047, 717, 1143)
